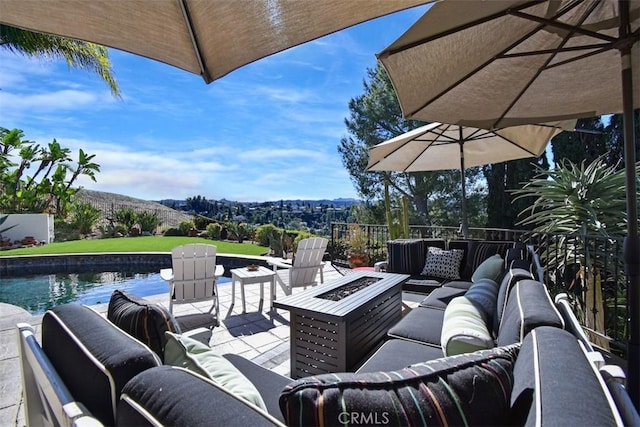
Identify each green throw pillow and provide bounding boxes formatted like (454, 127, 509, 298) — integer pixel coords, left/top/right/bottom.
(441, 296, 495, 356)
(164, 332, 267, 411)
(471, 253, 504, 282)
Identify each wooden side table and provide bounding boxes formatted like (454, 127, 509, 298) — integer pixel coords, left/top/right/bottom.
(230, 266, 276, 313)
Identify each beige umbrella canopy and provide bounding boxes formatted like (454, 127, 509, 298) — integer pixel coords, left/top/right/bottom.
(0, 0, 428, 83)
(377, 0, 639, 128)
(366, 121, 572, 237)
(377, 0, 639, 405)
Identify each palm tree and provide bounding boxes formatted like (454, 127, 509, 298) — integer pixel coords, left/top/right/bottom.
(0, 24, 120, 98)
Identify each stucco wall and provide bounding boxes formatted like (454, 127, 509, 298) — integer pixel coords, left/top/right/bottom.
(0, 214, 55, 244)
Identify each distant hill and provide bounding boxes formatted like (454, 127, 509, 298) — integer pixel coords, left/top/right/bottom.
(76, 189, 192, 229)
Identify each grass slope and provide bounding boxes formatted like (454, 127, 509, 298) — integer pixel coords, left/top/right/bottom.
(0, 236, 268, 256)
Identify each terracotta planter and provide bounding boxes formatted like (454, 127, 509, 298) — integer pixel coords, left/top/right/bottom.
(347, 252, 369, 269)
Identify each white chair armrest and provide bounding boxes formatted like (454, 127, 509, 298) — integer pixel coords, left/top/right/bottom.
(374, 261, 388, 272)
(268, 259, 293, 269)
(160, 268, 174, 281)
(214, 265, 224, 278)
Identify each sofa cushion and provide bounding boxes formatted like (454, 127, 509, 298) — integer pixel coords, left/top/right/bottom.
(497, 280, 564, 346)
(164, 332, 267, 410)
(223, 354, 291, 421)
(421, 246, 464, 280)
(280, 345, 519, 427)
(493, 267, 535, 335)
(471, 253, 504, 282)
(450, 240, 513, 280)
(118, 366, 282, 426)
(107, 289, 181, 361)
(419, 286, 467, 309)
(464, 278, 500, 326)
(511, 327, 622, 426)
(356, 339, 445, 373)
(505, 247, 525, 264)
(387, 239, 445, 275)
(387, 306, 445, 346)
(42, 304, 161, 425)
(441, 296, 494, 356)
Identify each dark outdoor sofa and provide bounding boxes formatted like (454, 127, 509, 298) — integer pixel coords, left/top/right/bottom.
(375, 238, 543, 294)
(16, 250, 639, 426)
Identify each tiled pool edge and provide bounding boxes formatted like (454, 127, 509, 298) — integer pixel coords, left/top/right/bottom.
(0, 252, 272, 276)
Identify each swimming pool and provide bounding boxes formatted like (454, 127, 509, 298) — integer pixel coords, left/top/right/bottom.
(0, 271, 230, 314)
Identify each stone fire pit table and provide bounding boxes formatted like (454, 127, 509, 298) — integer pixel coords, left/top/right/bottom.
(273, 271, 409, 378)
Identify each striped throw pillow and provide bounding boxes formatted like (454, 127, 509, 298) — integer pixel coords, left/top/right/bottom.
(279, 345, 519, 427)
(441, 296, 495, 356)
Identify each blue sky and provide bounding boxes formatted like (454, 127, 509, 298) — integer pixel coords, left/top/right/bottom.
(0, 6, 428, 203)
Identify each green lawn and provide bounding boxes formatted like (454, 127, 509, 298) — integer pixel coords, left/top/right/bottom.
(0, 236, 269, 256)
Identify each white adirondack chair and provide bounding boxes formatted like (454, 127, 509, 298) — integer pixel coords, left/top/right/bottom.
(160, 244, 224, 319)
(268, 237, 328, 295)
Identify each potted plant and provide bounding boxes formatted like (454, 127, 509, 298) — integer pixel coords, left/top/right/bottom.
(346, 224, 369, 268)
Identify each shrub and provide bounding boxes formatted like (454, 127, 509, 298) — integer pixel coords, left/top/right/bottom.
(194, 216, 214, 230)
(115, 208, 137, 234)
(255, 224, 280, 246)
(293, 231, 314, 250)
(163, 227, 183, 236)
(205, 222, 222, 240)
(226, 222, 254, 243)
(137, 211, 161, 234)
(54, 219, 81, 242)
(70, 202, 101, 235)
(178, 220, 195, 236)
(98, 223, 127, 238)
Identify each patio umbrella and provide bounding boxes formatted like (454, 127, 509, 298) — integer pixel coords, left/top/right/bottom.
(0, 0, 428, 83)
(377, 0, 639, 406)
(366, 121, 572, 238)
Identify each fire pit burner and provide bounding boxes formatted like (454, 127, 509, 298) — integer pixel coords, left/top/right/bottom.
(317, 277, 382, 301)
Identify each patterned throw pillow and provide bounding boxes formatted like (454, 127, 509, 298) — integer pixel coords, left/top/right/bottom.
(279, 345, 519, 427)
(421, 246, 464, 280)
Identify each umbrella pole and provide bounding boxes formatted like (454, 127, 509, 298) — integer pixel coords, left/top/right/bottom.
(458, 133, 469, 239)
(619, 0, 639, 409)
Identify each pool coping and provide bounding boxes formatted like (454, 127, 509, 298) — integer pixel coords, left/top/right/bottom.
(0, 252, 273, 277)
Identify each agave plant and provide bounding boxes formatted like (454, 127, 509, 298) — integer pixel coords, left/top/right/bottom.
(513, 155, 639, 351)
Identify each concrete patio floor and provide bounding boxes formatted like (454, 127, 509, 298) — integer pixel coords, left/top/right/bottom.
(0, 263, 421, 426)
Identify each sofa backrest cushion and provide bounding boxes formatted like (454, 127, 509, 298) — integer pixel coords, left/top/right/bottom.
(107, 289, 181, 361)
(493, 268, 535, 335)
(511, 327, 623, 426)
(420, 246, 464, 280)
(441, 296, 495, 356)
(280, 345, 519, 427)
(449, 240, 514, 280)
(42, 304, 161, 425)
(496, 280, 565, 346)
(387, 239, 445, 275)
(118, 366, 283, 426)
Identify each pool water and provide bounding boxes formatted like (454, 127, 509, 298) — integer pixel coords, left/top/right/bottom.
(0, 272, 229, 314)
